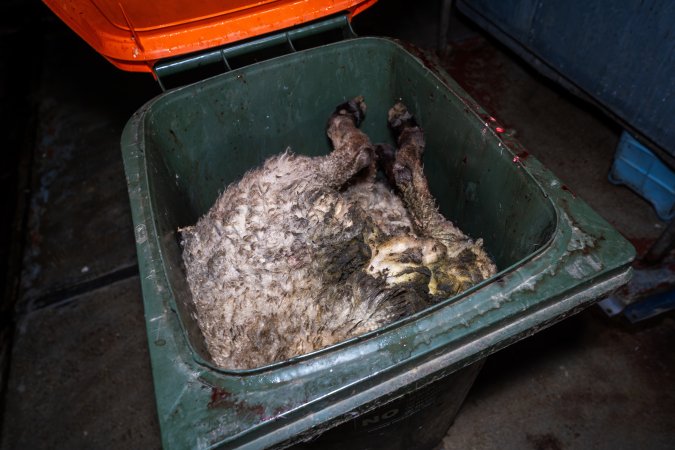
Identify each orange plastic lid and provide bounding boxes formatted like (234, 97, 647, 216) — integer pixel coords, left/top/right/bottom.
(42, 0, 377, 73)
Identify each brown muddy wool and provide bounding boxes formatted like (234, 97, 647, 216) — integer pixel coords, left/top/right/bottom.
(181, 97, 497, 369)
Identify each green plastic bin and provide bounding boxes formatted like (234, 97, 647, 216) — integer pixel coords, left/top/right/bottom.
(121, 36, 634, 449)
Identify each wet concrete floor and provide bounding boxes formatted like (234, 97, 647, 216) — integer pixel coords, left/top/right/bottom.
(1, 1, 673, 449)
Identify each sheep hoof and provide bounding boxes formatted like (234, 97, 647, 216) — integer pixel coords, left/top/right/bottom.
(334, 96, 367, 127)
(387, 101, 418, 137)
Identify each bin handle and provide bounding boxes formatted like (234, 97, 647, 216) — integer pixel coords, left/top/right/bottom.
(153, 14, 356, 91)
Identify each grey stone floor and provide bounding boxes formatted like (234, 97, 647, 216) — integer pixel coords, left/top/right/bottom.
(2, 2, 673, 450)
(2, 277, 160, 449)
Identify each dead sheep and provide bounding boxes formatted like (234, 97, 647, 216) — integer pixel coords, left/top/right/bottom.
(181, 97, 496, 369)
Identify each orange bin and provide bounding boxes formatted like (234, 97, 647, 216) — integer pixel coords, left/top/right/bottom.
(42, 0, 376, 73)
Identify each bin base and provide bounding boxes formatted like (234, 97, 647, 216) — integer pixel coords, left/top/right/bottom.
(289, 361, 484, 450)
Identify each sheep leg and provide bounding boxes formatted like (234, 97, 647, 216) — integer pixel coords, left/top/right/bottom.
(387, 102, 498, 294)
(322, 96, 376, 189)
(387, 101, 464, 242)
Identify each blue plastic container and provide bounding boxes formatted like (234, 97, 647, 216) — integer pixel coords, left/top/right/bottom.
(609, 132, 675, 221)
